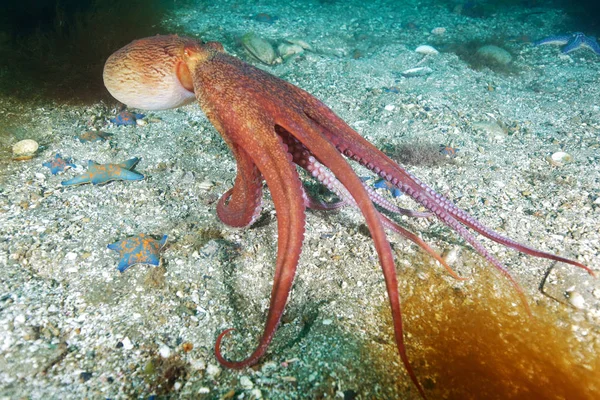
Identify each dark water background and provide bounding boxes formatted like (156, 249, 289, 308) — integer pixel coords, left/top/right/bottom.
(0, 0, 599, 103)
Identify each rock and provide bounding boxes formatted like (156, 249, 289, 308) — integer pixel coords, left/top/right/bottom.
(476, 45, 512, 65)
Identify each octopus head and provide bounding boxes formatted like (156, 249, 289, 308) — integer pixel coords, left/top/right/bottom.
(103, 35, 222, 110)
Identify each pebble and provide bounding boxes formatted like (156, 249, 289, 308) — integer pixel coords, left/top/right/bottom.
(159, 344, 171, 358)
(567, 291, 586, 310)
(240, 376, 254, 389)
(121, 337, 133, 350)
(12, 139, 39, 156)
(206, 363, 221, 377)
(431, 27, 446, 35)
(384, 104, 395, 111)
(476, 45, 512, 65)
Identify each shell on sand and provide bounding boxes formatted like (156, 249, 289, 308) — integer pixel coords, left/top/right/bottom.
(12, 139, 39, 156)
(415, 45, 439, 55)
(241, 33, 281, 65)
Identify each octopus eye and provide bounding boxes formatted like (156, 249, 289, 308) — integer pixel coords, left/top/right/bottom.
(176, 61, 194, 92)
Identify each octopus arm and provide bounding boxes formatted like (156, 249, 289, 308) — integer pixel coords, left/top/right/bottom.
(213, 119, 307, 370)
(216, 143, 263, 228)
(277, 115, 427, 399)
(301, 100, 592, 277)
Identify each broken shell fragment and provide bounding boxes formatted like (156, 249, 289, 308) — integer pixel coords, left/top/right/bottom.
(547, 151, 573, 167)
(400, 66, 433, 77)
(241, 33, 281, 65)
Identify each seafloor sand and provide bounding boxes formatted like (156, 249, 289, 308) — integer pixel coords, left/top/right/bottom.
(1, 0, 599, 399)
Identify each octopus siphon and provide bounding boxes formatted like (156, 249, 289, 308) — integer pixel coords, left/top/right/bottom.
(103, 35, 594, 398)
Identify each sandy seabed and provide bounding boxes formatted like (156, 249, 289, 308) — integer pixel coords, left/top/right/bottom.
(1, 1, 599, 399)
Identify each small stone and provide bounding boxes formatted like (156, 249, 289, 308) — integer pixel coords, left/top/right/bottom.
(159, 344, 171, 358)
(476, 45, 512, 65)
(79, 372, 93, 382)
(567, 292, 586, 310)
(322, 318, 333, 325)
(206, 363, 221, 377)
(384, 104, 395, 111)
(431, 27, 446, 35)
(240, 376, 254, 389)
(121, 337, 134, 350)
(12, 139, 39, 156)
(198, 387, 210, 394)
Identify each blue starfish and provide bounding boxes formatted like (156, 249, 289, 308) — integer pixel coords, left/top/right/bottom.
(108, 233, 168, 272)
(61, 158, 144, 186)
(373, 178, 403, 198)
(43, 153, 76, 175)
(110, 111, 145, 126)
(534, 32, 600, 55)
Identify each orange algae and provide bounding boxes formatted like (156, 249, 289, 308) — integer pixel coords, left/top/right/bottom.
(369, 263, 600, 399)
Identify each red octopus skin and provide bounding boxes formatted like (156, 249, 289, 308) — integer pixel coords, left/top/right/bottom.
(103, 35, 594, 399)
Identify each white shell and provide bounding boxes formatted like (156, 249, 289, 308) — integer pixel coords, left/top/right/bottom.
(12, 139, 39, 156)
(547, 151, 573, 166)
(415, 45, 439, 55)
(401, 67, 433, 77)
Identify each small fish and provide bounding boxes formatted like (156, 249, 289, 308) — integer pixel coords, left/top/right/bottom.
(439, 144, 459, 158)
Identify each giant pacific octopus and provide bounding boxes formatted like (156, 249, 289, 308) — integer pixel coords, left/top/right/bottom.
(103, 35, 594, 398)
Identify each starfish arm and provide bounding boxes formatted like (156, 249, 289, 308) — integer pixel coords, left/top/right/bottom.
(158, 235, 168, 247)
(120, 157, 141, 170)
(61, 174, 91, 186)
(583, 37, 600, 55)
(112, 169, 145, 182)
(562, 34, 585, 53)
(534, 35, 572, 46)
